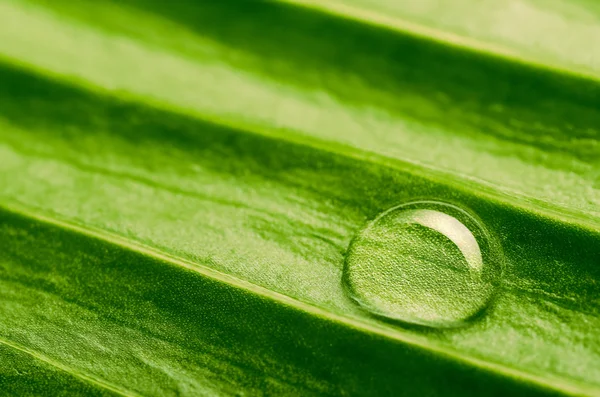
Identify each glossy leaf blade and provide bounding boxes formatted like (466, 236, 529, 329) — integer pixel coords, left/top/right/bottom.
(0, 0, 599, 395)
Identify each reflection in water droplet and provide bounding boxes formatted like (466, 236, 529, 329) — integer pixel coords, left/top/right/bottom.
(343, 200, 502, 328)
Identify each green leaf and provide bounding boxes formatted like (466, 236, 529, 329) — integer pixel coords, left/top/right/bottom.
(0, 0, 599, 395)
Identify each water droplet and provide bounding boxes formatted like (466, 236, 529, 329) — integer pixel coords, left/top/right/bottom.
(343, 200, 502, 328)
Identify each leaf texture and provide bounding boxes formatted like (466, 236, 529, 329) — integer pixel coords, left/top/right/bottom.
(0, 0, 599, 395)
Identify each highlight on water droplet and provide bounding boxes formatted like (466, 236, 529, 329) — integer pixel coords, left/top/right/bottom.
(343, 200, 503, 328)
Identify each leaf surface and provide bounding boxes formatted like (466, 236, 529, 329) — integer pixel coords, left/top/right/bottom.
(0, 0, 599, 395)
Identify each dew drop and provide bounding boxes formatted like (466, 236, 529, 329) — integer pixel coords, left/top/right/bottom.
(343, 200, 502, 328)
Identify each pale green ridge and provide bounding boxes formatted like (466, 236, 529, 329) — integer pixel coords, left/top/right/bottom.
(0, 0, 598, 228)
(290, 0, 600, 80)
(0, 337, 133, 396)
